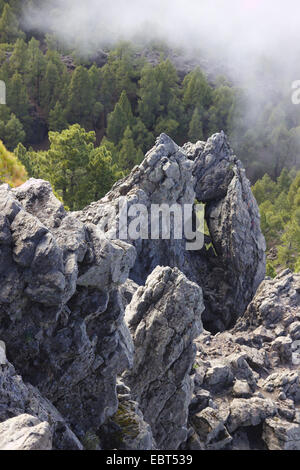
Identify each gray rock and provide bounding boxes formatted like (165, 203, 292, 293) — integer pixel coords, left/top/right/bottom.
(262, 371, 300, 403)
(100, 395, 155, 450)
(191, 407, 232, 450)
(0, 346, 82, 450)
(77, 132, 265, 332)
(189, 389, 211, 415)
(237, 271, 300, 330)
(203, 361, 234, 392)
(263, 418, 300, 450)
(0, 179, 135, 442)
(227, 398, 277, 433)
(1, 133, 297, 451)
(0, 414, 52, 450)
(192, 132, 266, 330)
(233, 380, 252, 398)
(124, 266, 204, 450)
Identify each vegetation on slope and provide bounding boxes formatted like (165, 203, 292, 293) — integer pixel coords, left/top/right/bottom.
(0, 139, 27, 187)
(0, 1, 300, 183)
(253, 169, 300, 275)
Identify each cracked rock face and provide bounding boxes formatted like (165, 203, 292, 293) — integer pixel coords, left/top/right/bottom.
(124, 266, 204, 450)
(77, 132, 265, 332)
(0, 179, 135, 442)
(0, 343, 82, 450)
(186, 271, 300, 450)
(99, 378, 155, 450)
(77, 134, 195, 288)
(190, 132, 266, 331)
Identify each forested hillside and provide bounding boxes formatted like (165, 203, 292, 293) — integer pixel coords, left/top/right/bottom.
(253, 169, 300, 275)
(0, 0, 299, 272)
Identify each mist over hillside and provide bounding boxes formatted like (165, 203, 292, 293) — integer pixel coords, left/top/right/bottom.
(23, 1, 300, 88)
(20, 1, 300, 175)
(0, 0, 299, 275)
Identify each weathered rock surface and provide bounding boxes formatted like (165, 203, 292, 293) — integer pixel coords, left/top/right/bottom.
(77, 134, 195, 288)
(190, 132, 266, 331)
(0, 341, 82, 449)
(78, 132, 265, 332)
(263, 417, 300, 450)
(0, 414, 52, 450)
(186, 271, 300, 450)
(99, 379, 155, 450)
(0, 179, 135, 445)
(124, 266, 204, 449)
(0, 131, 284, 451)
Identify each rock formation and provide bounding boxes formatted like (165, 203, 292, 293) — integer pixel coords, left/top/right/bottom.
(0, 132, 298, 451)
(0, 415, 52, 451)
(124, 266, 204, 449)
(78, 131, 266, 332)
(0, 179, 135, 446)
(0, 341, 82, 449)
(187, 271, 300, 450)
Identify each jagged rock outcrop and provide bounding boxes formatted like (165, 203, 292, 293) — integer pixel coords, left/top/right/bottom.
(189, 132, 266, 331)
(186, 271, 300, 450)
(78, 132, 265, 332)
(0, 179, 135, 445)
(77, 134, 195, 287)
(0, 131, 271, 450)
(123, 266, 204, 449)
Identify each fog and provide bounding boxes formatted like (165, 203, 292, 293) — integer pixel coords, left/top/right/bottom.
(23, 0, 300, 74)
(22, 0, 300, 143)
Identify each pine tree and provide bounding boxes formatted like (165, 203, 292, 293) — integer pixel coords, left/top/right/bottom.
(154, 117, 179, 141)
(7, 72, 30, 122)
(188, 107, 204, 142)
(207, 86, 236, 136)
(9, 38, 28, 73)
(0, 3, 24, 43)
(138, 64, 161, 129)
(107, 91, 133, 145)
(67, 66, 93, 127)
(183, 68, 212, 111)
(277, 213, 300, 270)
(88, 64, 101, 103)
(49, 102, 68, 132)
(40, 61, 64, 115)
(86, 146, 119, 203)
(156, 59, 180, 112)
(118, 126, 144, 172)
(132, 118, 154, 154)
(47, 124, 95, 210)
(25, 38, 46, 104)
(4, 113, 25, 150)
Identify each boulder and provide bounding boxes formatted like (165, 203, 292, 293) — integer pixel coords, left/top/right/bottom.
(0, 414, 52, 450)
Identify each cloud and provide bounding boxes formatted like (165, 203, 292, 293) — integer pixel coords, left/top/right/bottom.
(23, 1, 300, 74)
(22, 1, 300, 113)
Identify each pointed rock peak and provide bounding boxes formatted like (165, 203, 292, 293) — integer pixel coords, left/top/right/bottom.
(202, 131, 232, 160)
